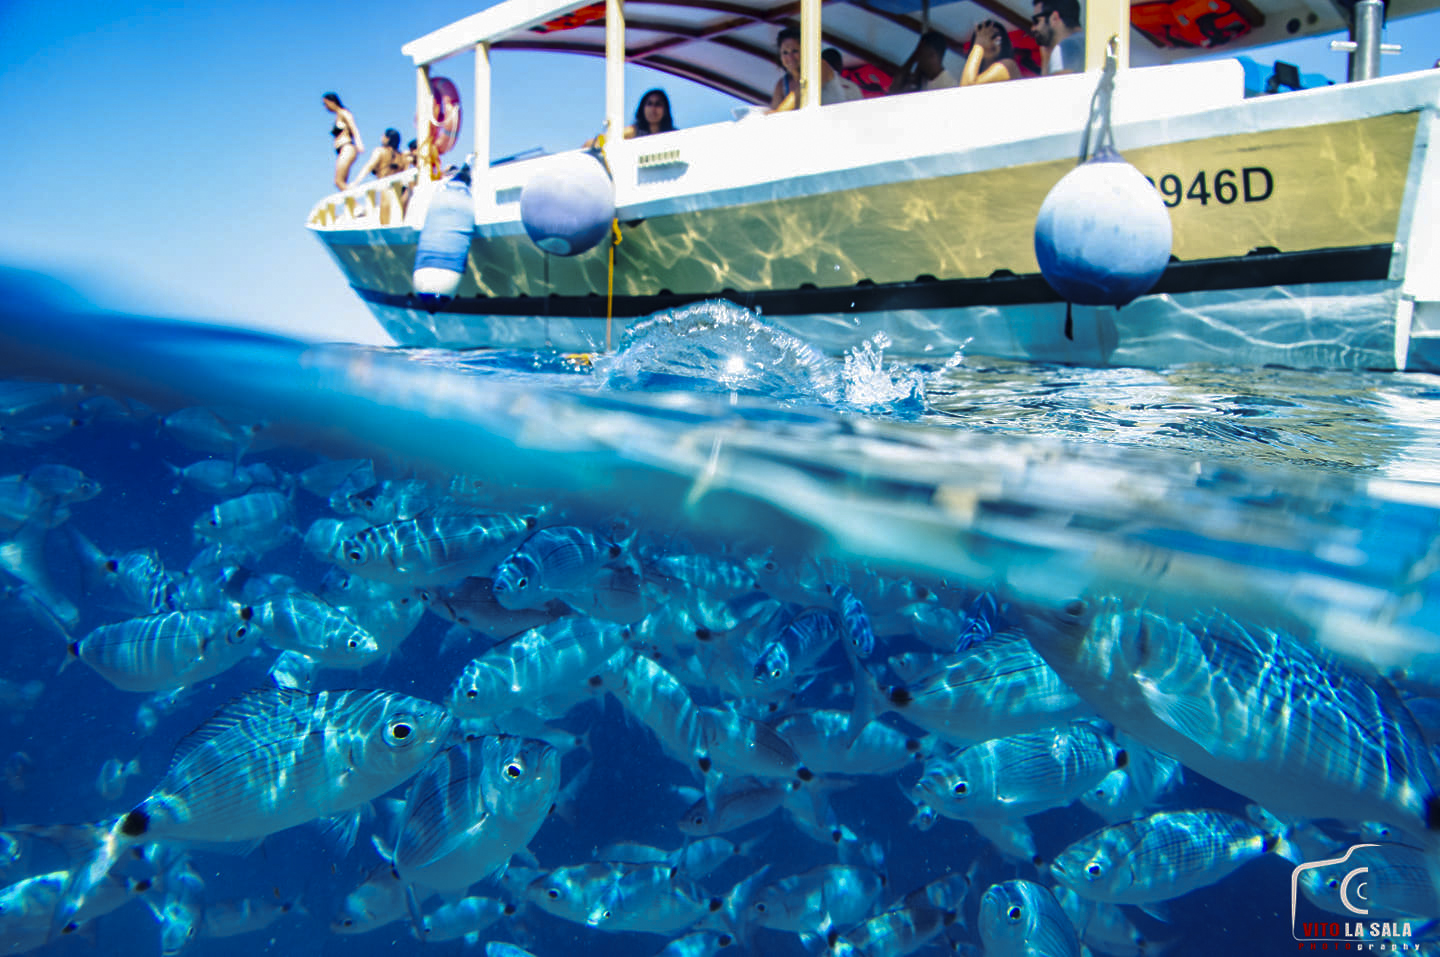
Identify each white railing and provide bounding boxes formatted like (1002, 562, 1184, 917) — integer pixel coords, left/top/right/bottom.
(307, 168, 420, 229)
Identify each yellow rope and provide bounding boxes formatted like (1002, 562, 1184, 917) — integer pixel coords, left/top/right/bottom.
(606, 217, 623, 353)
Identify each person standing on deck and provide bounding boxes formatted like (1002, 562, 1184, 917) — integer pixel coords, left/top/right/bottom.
(1032, 0, 1084, 75)
(323, 93, 363, 190)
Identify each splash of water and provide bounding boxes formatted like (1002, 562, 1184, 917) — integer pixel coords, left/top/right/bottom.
(595, 300, 956, 417)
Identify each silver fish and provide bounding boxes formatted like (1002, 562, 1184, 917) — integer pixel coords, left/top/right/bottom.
(978, 879, 1081, 957)
(337, 510, 535, 585)
(1025, 597, 1440, 841)
(775, 710, 932, 777)
(413, 895, 511, 943)
(69, 606, 258, 693)
(191, 489, 292, 551)
(492, 524, 630, 610)
(392, 735, 559, 891)
(1050, 808, 1292, 905)
(912, 724, 1124, 822)
(854, 633, 1088, 747)
(256, 592, 383, 668)
(200, 893, 305, 939)
(752, 863, 884, 934)
(450, 616, 632, 719)
(1298, 841, 1440, 921)
(0, 868, 150, 953)
(56, 687, 452, 929)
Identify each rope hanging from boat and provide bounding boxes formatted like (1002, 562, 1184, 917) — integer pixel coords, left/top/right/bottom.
(590, 132, 623, 353)
(606, 218, 622, 352)
(1077, 36, 1120, 164)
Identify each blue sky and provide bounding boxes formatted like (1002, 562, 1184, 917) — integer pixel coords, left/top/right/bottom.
(1, 0, 1437, 345)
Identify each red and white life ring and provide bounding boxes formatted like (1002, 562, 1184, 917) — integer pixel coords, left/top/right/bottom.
(430, 76, 463, 155)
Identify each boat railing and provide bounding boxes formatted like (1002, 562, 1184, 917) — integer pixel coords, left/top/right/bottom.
(308, 168, 420, 229)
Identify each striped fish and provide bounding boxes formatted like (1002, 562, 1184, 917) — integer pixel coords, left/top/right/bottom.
(52, 687, 452, 932)
(1050, 808, 1291, 905)
(852, 633, 1088, 747)
(69, 607, 258, 693)
(913, 724, 1124, 822)
(978, 879, 1081, 957)
(449, 616, 632, 719)
(491, 525, 630, 610)
(1025, 597, 1440, 841)
(392, 735, 559, 892)
(337, 510, 535, 586)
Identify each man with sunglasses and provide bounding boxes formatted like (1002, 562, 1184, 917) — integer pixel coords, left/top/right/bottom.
(1031, 0, 1084, 75)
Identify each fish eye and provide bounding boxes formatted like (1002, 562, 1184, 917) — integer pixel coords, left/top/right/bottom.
(342, 919, 354, 928)
(1085, 862, 1103, 878)
(1326, 878, 1340, 889)
(233, 626, 248, 640)
(347, 639, 359, 649)
(769, 668, 783, 680)
(755, 902, 767, 913)
(385, 717, 416, 745)
(952, 782, 968, 796)
(547, 889, 560, 900)
(517, 578, 527, 589)
(504, 761, 523, 778)
(346, 549, 361, 562)
(1006, 905, 1023, 922)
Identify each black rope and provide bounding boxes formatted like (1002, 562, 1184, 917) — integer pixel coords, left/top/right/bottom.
(1077, 41, 1119, 164)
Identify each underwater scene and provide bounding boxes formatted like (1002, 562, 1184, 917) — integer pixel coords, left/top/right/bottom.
(3, 274, 1440, 956)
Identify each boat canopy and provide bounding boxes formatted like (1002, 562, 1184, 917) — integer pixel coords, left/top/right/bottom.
(401, 0, 1435, 105)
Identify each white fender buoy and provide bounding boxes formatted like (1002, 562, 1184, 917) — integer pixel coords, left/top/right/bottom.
(413, 166, 473, 302)
(1034, 147, 1172, 307)
(519, 151, 615, 257)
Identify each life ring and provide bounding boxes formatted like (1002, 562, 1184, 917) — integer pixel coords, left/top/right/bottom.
(1131, 0, 1253, 49)
(430, 76, 463, 155)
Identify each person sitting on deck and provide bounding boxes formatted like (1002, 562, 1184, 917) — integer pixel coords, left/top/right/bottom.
(961, 20, 1021, 85)
(887, 31, 958, 94)
(822, 48, 865, 102)
(769, 27, 855, 111)
(353, 128, 407, 182)
(1032, 0, 1084, 75)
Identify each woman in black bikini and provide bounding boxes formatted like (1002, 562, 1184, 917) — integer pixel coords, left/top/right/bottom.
(354, 128, 406, 183)
(323, 92, 363, 190)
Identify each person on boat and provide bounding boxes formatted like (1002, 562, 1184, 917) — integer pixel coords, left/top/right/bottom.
(887, 31, 958, 94)
(353, 128, 406, 182)
(822, 49, 865, 102)
(630, 89, 677, 137)
(323, 92, 363, 190)
(1031, 0, 1084, 75)
(768, 27, 854, 111)
(961, 20, 1021, 85)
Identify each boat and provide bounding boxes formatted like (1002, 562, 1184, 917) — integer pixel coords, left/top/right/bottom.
(307, 0, 1440, 370)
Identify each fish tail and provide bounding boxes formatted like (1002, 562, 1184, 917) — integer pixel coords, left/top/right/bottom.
(43, 816, 132, 939)
(714, 864, 770, 949)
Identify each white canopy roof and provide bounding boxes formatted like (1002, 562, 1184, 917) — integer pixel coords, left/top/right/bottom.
(403, 0, 1436, 103)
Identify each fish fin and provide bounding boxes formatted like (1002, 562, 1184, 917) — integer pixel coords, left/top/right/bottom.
(370, 833, 395, 863)
(1136, 679, 1220, 746)
(169, 687, 310, 769)
(0, 522, 79, 629)
(404, 883, 427, 940)
(845, 657, 889, 748)
(314, 805, 369, 858)
(1138, 902, 1171, 923)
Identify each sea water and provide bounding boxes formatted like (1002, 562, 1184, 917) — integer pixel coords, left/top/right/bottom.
(1, 283, 1439, 956)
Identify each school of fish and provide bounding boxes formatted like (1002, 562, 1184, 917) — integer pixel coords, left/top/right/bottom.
(2, 381, 1440, 956)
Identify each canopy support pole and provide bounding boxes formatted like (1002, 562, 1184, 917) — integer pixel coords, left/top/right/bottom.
(1084, 0, 1129, 72)
(473, 43, 490, 185)
(800, 0, 822, 109)
(605, 0, 626, 141)
(415, 64, 436, 178)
